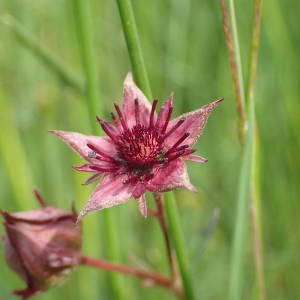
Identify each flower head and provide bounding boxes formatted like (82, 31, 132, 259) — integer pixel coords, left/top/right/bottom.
(50, 73, 223, 220)
(1, 190, 82, 299)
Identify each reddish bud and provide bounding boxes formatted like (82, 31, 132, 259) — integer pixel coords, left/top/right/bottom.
(1, 190, 82, 299)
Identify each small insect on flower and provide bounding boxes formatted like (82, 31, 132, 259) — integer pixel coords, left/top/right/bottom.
(0, 190, 82, 300)
(50, 73, 223, 221)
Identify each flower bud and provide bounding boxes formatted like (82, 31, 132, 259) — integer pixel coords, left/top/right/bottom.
(1, 190, 82, 299)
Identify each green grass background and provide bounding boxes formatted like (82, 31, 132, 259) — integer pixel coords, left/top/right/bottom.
(0, 0, 299, 299)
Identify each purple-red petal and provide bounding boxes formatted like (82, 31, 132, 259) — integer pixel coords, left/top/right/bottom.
(164, 98, 223, 148)
(73, 164, 95, 172)
(138, 195, 148, 218)
(77, 175, 134, 222)
(49, 130, 117, 163)
(185, 155, 208, 163)
(155, 95, 173, 134)
(147, 159, 197, 193)
(123, 73, 153, 127)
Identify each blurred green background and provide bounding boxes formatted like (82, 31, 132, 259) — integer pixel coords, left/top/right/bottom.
(0, 0, 299, 299)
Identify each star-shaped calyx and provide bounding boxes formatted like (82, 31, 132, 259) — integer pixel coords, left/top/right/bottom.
(50, 73, 223, 221)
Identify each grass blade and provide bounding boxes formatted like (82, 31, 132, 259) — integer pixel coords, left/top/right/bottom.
(72, 0, 123, 298)
(165, 192, 195, 300)
(1, 15, 84, 93)
(116, 0, 152, 99)
(0, 87, 35, 210)
(228, 100, 254, 300)
(247, 0, 265, 299)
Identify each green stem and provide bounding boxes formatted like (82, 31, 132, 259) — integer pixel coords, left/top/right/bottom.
(250, 128, 265, 300)
(116, 1, 194, 298)
(225, 0, 265, 299)
(228, 0, 246, 105)
(72, 1, 123, 298)
(164, 192, 195, 300)
(220, 0, 246, 143)
(228, 100, 254, 300)
(116, 0, 152, 99)
(220, 3, 251, 296)
(0, 87, 35, 210)
(1, 15, 84, 93)
(247, 0, 265, 299)
(72, 0, 102, 132)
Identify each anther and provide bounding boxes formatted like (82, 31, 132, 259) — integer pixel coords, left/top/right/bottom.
(160, 106, 173, 134)
(96, 118, 118, 143)
(166, 132, 190, 155)
(111, 112, 118, 125)
(114, 103, 128, 131)
(163, 117, 186, 139)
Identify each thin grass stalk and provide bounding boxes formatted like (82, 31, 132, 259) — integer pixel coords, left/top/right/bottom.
(115, 0, 152, 99)
(164, 0, 190, 113)
(1, 15, 84, 93)
(228, 100, 254, 300)
(221, 0, 247, 144)
(115, 1, 195, 298)
(72, 1, 123, 298)
(250, 129, 265, 300)
(247, 0, 265, 299)
(221, 1, 249, 299)
(221, 0, 264, 299)
(72, 0, 102, 131)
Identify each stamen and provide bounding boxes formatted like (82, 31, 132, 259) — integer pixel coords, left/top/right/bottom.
(96, 117, 118, 143)
(73, 164, 94, 172)
(166, 132, 190, 155)
(134, 98, 140, 124)
(149, 99, 158, 128)
(111, 112, 118, 125)
(163, 117, 186, 139)
(89, 165, 119, 173)
(114, 103, 128, 131)
(83, 173, 102, 185)
(87, 143, 116, 163)
(166, 150, 186, 162)
(160, 106, 173, 135)
(182, 149, 196, 156)
(166, 144, 189, 155)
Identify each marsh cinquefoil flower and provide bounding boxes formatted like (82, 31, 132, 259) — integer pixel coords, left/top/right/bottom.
(50, 74, 223, 220)
(0, 190, 82, 299)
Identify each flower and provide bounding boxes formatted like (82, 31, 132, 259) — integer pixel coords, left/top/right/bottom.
(0, 190, 82, 299)
(50, 73, 223, 220)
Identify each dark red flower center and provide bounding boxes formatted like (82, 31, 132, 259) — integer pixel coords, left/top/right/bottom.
(85, 98, 195, 184)
(116, 124, 162, 166)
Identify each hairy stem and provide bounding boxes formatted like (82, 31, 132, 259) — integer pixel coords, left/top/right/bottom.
(164, 192, 195, 300)
(152, 193, 176, 278)
(80, 255, 182, 297)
